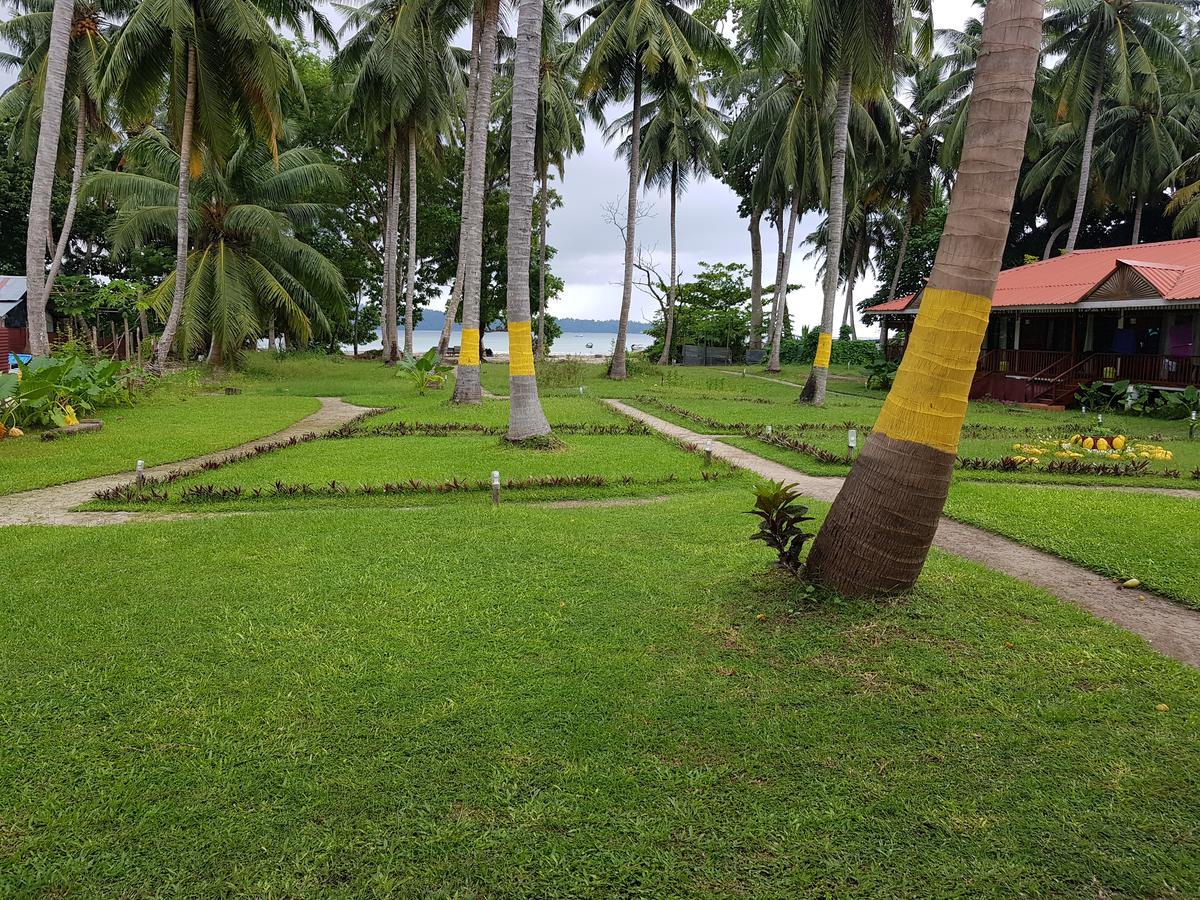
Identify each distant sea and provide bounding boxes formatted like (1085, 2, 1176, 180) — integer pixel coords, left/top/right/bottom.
(348, 327, 649, 357)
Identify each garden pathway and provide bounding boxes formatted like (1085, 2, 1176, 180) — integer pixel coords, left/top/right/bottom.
(0, 397, 377, 528)
(606, 399, 1200, 669)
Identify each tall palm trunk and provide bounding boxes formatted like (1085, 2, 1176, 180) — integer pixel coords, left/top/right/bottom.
(608, 59, 642, 380)
(380, 146, 395, 360)
(1064, 80, 1102, 254)
(24, 0, 74, 356)
(801, 67, 852, 404)
(1042, 221, 1068, 259)
(658, 162, 678, 366)
(842, 233, 862, 340)
(748, 206, 763, 352)
(767, 194, 799, 372)
(807, 0, 1045, 596)
(43, 99, 88, 306)
(453, 0, 500, 403)
(536, 164, 549, 360)
(404, 128, 418, 358)
(384, 145, 403, 364)
(504, 0, 551, 439)
(1131, 192, 1142, 244)
(154, 46, 198, 370)
(885, 210, 912, 304)
(765, 202, 786, 370)
(439, 6, 482, 361)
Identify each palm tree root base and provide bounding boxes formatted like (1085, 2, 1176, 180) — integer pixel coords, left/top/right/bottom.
(805, 432, 952, 597)
(507, 375, 552, 440)
(797, 372, 817, 402)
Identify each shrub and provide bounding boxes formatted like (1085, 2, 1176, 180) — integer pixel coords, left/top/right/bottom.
(748, 481, 815, 575)
(0, 353, 133, 428)
(538, 357, 589, 388)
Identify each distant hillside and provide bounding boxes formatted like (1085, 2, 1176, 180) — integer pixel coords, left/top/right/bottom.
(417, 310, 649, 333)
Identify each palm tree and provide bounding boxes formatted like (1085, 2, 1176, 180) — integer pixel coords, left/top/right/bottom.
(884, 56, 953, 304)
(495, 2, 588, 360)
(2, 0, 114, 322)
(1044, 0, 1192, 253)
(502, 0, 553, 439)
(807, 0, 1045, 596)
(795, 0, 929, 405)
(610, 78, 723, 365)
(335, 0, 466, 363)
(100, 0, 331, 369)
(453, 0, 501, 403)
(571, 0, 734, 379)
(20, 0, 73, 356)
(88, 133, 344, 365)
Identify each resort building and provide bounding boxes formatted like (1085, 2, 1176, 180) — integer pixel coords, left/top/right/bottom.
(869, 237, 1200, 405)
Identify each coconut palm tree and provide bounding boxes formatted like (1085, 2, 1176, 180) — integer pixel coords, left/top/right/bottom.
(1, 0, 115, 320)
(495, 2, 588, 360)
(793, 0, 930, 405)
(335, 0, 466, 362)
(609, 77, 724, 365)
(100, 0, 331, 369)
(571, 0, 734, 379)
(501, 0, 554, 438)
(453, 0, 501, 403)
(1044, 0, 1192, 253)
(19, 0, 73, 355)
(806, 0, 1046, 596)
(88, 132, 343, 365)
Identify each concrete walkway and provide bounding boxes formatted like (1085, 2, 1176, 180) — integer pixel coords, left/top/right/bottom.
(607, 399, 1200, 669)
(0, 397, 376, 528)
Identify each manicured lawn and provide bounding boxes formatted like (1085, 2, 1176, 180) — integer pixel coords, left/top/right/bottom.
(4, 489, 1199, 896)
(0, 392, 319, 496)
(945, 483, 1200, 609)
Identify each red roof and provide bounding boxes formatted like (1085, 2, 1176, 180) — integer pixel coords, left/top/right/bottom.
(869, 237, 1200, 312)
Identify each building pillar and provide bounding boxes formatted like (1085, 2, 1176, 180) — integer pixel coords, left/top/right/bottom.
(1084, 314, 1095, 352)
(1013, 316, 1022, 351)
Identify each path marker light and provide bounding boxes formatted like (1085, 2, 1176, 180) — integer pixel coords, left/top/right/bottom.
(704, 440, 713, 466)
(491, 470, 501, 506)
(848, 428, 857, 454)
(136, 460, 145, 486)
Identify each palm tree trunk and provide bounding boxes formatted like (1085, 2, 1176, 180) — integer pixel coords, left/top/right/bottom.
(24, 0, 74, 356)
(536, 164, 549, 360)
(886, 211, 912, 304)
(1131, 192, 1142, 245)
(1042, 221, 1068, 259)
(138, 307, 150, 357)
(504, 0, 552, 439)
(767, 194, 799, 372)
(1064, 80, 1102, 254)
(842, 233, 862, 340)
(122, 315, 131, 360)
(765, 201, 787, 370)
(658, 162, 678, 366)
(608, 58, 643, 380)
(404, 128, 418, 358)
(801, 66, 853, 405)
(385, 145, 403, 364)
(807, 0, 1045, 596)
(206, 333, 221, 367)
(748, 206, 763, 352)
(43, 99, 88, 306)
(268, 316, 276, 352)
(154, 46, 198, 371)
(454, 0, 500, 403)
(439, 6, 483, 362)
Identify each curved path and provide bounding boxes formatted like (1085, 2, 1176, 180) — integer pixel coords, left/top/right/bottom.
(0, 397, 377, 528)
(607, 399, 1200, 669)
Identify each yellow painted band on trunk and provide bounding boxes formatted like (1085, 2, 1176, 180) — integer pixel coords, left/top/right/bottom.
(508, 320, 536, 377)
(459, 329, 480, 366)
(813, 332, 832, 369)
(871, 287, 992, 455)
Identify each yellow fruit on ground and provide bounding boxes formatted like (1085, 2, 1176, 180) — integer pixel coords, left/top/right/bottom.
(1012, 443, 1022, 450)
(1070, 434, 1082, 445)
(8, 426, 21, 438)
(1112, 435, 1126, 450)
(1123, 578, 1141, 588)
(1139, 451, 1150, 459)
(1083, 437, 1095, 449)
(1108, 453, 1121, 460)
(0, 424, 6, 439)
(1096, 438, 1109, 451)
(1156, 703, 1169, 712)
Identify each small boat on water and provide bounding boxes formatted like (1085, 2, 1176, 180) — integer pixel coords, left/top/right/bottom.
(585, 342, 593, 349)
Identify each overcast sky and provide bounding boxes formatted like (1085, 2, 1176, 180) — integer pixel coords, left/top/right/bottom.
(1, 0, 981, 330)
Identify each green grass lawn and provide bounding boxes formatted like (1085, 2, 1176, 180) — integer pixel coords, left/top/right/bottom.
(0, 391, 319, 496)
(945, 483, 1200, 609)
(5, 489, 1200, 896)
